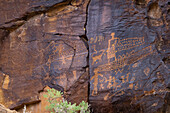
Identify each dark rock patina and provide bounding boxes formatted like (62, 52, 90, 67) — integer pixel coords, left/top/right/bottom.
(0, 0, 169, 113)
(87, 0, 169, 112)
(0, 0, 90, 109)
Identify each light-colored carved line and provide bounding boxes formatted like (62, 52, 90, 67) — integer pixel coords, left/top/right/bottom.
(90, 41, 145, 56)
(34, 51, 88, 71)
(2, 74, 10, 89)
(51, 51, 88, 62)
(94, 46, 154, 73)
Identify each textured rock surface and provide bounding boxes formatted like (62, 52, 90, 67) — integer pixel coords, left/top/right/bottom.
(65, 68, 89, 104)
(0, 104, 18, 113)
(0, 0, 64, 25)
(87, 0, 169, 113)
(0, 0, 90, 110)
(0, 0, 169, 113)
(17, 86, 63, 113)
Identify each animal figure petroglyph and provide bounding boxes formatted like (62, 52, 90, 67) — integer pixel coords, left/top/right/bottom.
(92, 50, 105, 65)
(90, 32, 148, 96)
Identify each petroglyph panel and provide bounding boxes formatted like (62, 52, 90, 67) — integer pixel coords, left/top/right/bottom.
(31, 35, 88, 89)
(89, 32, 156, 96)
(0, 0, 89, 108)
(87, 1, 169, 113)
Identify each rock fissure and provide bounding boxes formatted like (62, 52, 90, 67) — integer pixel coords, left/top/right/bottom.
(0, 0, 81, 32)
(142, 62, 162, 88)
(0, 0, 70, 27)
(65, 47, 76, 91)
(83, 0, 91, 104)
(45, 32, 80, 37)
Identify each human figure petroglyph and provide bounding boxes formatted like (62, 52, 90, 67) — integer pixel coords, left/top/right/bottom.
(107, 76, 113, 89)
(90, 32, 156, 97)
(45, 41, 72, 67)
(107, 32, 145, 62)
(90, 35, 104, 44)
(90, 46, 154, 96)
(101, 75, 118, 90)
(107, 32, 118, 62)
(52, 43, 68, 65)
(91, 68, 103, 96)
(91, 32, 145, 66)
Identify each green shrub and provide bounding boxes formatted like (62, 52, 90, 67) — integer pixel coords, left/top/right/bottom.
(44, 88, 90, 113)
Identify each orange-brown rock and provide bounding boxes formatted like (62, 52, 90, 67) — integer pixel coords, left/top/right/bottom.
(0, 0, 90, 110)
(87, 0, 169, 112)
(0, 0, 169, 113)
(65, 68, 89, 104)
(17, 86, 63, 113)
(0, 104, 18, 113)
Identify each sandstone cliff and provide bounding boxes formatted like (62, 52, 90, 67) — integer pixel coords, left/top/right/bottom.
(0, 0, 169, 113)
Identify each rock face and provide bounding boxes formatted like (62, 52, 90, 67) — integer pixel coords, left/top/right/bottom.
(0, 104, 18, 113)
(0, 0, 169, 113)
(87, 0, 170, 113)
(17, 86, 63, 113)
(0, 0, 90, 110)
